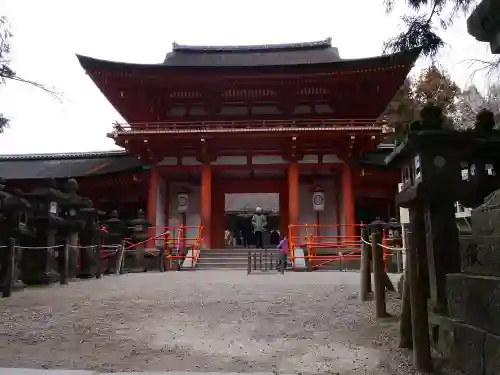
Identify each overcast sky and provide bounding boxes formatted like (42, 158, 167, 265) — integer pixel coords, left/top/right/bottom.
(0, 0, 494, 155)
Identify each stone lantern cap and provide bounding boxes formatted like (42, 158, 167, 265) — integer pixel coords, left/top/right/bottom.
(385, 130, 500, 167)
(388, 217, 401, 229)
(467, 0, 500, 54)
(128, 209, 152, 232)
(368, 217, 388, 232)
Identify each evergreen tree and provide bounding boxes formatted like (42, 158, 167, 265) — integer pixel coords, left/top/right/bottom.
(381, 78, 420, 138)
(413, 64, 460, 117)
(383, 0, 477, 57)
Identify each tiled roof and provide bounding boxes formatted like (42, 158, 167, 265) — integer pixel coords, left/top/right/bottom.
(0, 150, 127, 161)
(172, 39, 332, 52)
(0, 151, 142, 180)
(164, 38, 341, 67)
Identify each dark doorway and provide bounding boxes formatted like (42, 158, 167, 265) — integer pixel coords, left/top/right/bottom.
(224, 213, 280, 247)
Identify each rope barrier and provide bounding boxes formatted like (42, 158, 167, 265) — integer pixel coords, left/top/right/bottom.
(68, 245, 96, 249)
(101, 245, 120, 250)
(17, 244, 65, 250)
(360, 237, 405, 252)
(0, 245, 8, 249)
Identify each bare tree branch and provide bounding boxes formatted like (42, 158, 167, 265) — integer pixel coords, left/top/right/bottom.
(0, 15, 65, 132)
(2, 73, 64, 103)
(463, 56, 500, 81)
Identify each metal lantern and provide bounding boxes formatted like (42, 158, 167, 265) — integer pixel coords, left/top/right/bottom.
(312, 185, 325, 212)
(177, 188, 190, 214)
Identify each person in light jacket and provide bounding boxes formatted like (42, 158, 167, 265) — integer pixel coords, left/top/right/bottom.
(251, 206, 267, 249)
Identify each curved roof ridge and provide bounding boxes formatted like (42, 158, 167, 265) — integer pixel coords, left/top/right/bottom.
(0, 150, 128, 161)
(171, 37, 332, 53)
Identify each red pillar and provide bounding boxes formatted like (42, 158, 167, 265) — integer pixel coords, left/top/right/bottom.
(201, 163, 212, 248)
(288, 162, 299, 235)
(146, 167, 159, 248)
(342, 162, 356, 238)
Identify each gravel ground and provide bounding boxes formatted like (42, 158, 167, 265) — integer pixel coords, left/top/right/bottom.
(0, 271, 460, 375)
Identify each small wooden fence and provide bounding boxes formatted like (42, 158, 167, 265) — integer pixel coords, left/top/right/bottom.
(246, 249, 286, 275)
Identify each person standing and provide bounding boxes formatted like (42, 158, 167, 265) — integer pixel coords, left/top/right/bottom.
(276, 235, 289, 273)
(251, 206, 267, 249)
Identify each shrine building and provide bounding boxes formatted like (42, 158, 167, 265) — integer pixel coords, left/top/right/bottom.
(0, 39, 419, 248)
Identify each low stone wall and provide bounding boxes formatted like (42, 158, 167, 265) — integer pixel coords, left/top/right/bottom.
(435, 228, 500, 375)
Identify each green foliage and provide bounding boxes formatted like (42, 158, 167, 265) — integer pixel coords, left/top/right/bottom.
(414, 64, 460, 115)
(383, 0, 477, 57)
(383, 64, 460, 136)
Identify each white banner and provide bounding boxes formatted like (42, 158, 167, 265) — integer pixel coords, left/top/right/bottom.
(312, 191, 325, 212)
(177, 193, 189, 214)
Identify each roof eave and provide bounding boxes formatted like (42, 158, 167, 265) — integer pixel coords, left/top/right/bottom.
(77, 47, 421, 72)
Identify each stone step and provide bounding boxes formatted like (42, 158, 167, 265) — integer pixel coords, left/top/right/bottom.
(447, 273, 500, 336)
(197, 259, 251, 265)
(197, 263, 248, 269)
(435, 315, 500, 375)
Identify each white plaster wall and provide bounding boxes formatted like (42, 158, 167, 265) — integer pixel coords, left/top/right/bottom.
(168, 182, 202, 241)
(297, 180, 340, 241)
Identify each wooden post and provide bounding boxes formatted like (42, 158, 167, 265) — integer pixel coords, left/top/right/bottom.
(371, 231, 389, 318)
(2, 238, 16, 297)
(264, 248, 268, 271)
(423, 202, 460, 314)
(201, 164, 212, 248)
(165, 235, 171, 272)
(399, 255, 412, 349)
(159, 245, 165, 272)
(360, 227, 371, 301)
(95, 244, 102, 279)
(247, 251, 251, 275)
(407, 227, 433, 371)
(60, 241, 69, 285)
(253, 252, 257, 270)
(146, 167, 159, 249)
(342, 162, 356, 239)
(259, 251, 262, 270)
(115, 243, 125, 276)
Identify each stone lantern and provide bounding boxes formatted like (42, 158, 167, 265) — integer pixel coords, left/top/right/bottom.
(0, 181, 34, 290)
(77, 207, 103, 278)
(59, 178, 94, 278)
(21, 178, 69, 285)
(127, 209, 152, 272)
(368, 217, 387, 235)
(467, 0, 500, 54)
(100, 210, 128, 274)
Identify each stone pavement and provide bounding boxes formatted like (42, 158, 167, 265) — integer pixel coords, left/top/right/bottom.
(0, 370, 289, 375)
(0, 367, 290, 375)
(0, 271, 412, 374)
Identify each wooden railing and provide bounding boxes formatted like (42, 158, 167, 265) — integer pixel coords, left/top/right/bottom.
(109, 118, 391, 136)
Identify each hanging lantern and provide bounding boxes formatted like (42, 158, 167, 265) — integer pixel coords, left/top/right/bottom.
(177, 187, 190, 214)
(311, 185, 325, 212)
